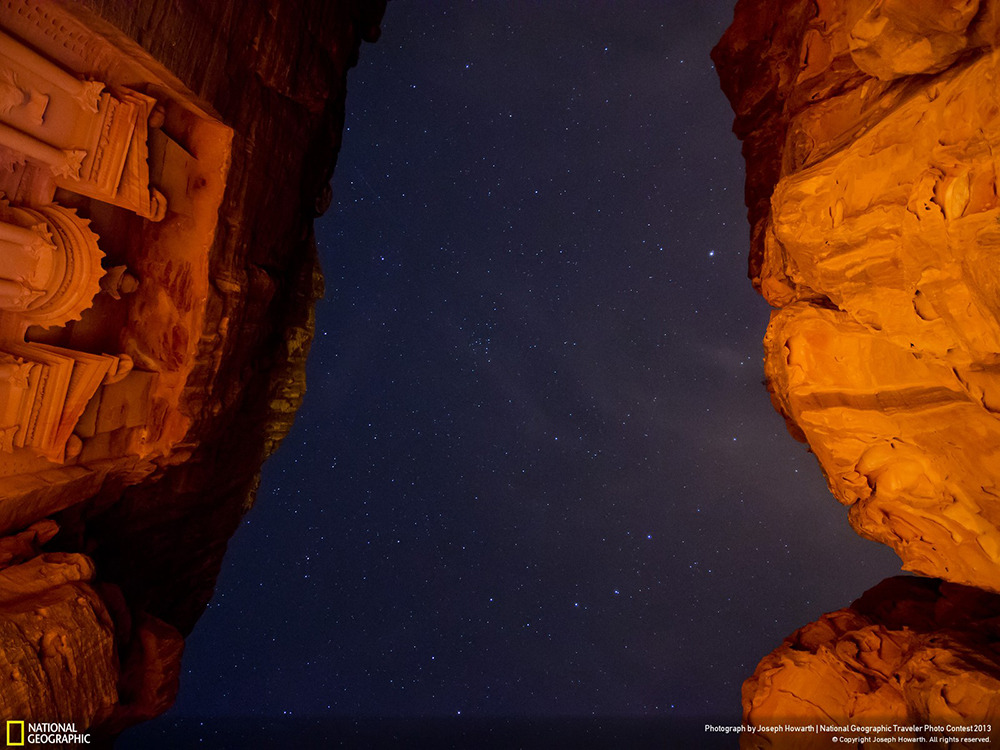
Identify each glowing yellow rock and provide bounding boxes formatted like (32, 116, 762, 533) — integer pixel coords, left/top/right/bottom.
(716, 0, 1000, 593)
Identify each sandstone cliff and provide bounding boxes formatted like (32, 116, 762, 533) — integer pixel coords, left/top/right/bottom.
(715, 0, 1000, 737)
(715, 0, 1000, 593)
(0, 0, 385, 736)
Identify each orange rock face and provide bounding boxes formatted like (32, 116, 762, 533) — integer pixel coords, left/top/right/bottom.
(742, 577, 1000, 749)
(716, 0, 1000, 736)
(715, 0, 1000, 592)
(741, 577, 1000, 750)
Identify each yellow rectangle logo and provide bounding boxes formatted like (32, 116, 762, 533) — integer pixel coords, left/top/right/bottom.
(6, 721, 24, 746)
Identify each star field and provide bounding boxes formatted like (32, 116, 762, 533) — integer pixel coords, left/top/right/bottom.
(122, 1, 903, 746)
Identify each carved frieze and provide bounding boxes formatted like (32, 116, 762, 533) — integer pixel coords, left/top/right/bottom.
(0, 10, 175, 468)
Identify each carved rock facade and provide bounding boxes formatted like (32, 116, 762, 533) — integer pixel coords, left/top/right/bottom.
(0, 0, 385, 736)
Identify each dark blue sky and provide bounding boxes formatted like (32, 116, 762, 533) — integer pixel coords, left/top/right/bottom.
(124, 0, 901, 744)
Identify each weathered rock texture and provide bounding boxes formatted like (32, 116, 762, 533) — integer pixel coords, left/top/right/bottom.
(0, 0, 385, 738)
(715, 0, 1000, 737)
(742, 577, 1000, 749)
(714, 0, 1000, 593)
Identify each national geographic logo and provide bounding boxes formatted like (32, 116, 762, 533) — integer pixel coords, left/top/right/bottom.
(5, 722, 90, 746)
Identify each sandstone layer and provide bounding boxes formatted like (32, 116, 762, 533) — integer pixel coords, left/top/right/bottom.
(0, 0, 385, 737)
(715, 0, 1000, 594)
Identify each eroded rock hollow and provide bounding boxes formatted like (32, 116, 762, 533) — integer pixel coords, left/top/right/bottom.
(715, 0, 1000, 738)
(0, 0, 384, 737)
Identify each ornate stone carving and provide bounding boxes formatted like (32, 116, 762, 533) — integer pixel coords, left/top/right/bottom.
(0, 1, 231, 473)
(0, 30, 100, 113)
(0, 27, 164, 219)
(0, 0, 226, 474)
(0, 21, 162, 464)
(98, 265, 138, 300)
(0, 68, 47, 126)
(0, 201, 104, 329)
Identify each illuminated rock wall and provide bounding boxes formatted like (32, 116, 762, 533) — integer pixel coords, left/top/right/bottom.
(715, 0, 1000, 593)
(715, 0, 1000, 737)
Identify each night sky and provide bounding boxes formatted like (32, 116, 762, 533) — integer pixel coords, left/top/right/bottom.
(123, 1, 902, 746)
